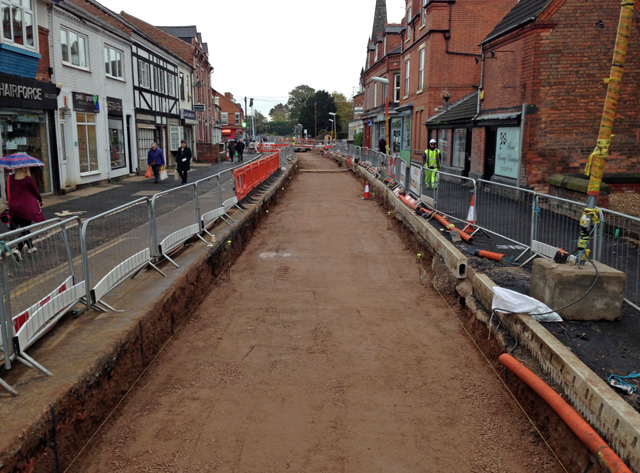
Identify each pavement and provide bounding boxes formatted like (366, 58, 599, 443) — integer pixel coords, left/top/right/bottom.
(40, 154, 261, 219)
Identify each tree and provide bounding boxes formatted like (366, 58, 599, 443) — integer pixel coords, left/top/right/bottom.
(269, 103, 290, 122)
(298, 90, 336, 138)
(253, 110, 268, 135)
(354, 132, 363, 147)
(287, 85, 315, 123)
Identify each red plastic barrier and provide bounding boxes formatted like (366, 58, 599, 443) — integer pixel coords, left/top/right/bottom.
(233, 152, 282, 201)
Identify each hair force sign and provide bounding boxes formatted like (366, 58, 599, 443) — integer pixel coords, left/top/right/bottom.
(0, 73, 58, 110)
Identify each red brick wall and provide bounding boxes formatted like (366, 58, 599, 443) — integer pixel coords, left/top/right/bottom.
(527, 0, 640, 190)
(402, 0, 518, 155)
(36, 27, 50, 82)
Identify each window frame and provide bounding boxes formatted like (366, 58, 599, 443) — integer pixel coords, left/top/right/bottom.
(418, 48, 425, 92)
(1, 0, 35, 49)
(60, 26, 89, 70)
(221, 112, 228, 125)
(394, 74, 401, 102)
(104, 44, 124, 80)
(404, 59, 410, 98)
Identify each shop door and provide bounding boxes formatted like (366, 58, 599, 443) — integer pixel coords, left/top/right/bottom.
(484, 128, 496, 180)
(59, 121, 71, 189)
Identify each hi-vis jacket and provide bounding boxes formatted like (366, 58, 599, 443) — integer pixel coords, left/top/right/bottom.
(423, 148, 441, 169)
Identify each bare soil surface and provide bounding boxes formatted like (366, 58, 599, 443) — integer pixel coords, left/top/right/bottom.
(68, 154, 565, 472)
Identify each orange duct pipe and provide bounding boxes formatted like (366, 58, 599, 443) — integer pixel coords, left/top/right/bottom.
(499, 353, 632, 473)
(474, 249, 504, 261)
(418, 208, 474, 243)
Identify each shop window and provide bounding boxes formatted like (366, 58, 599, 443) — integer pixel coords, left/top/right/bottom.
(104, 45, 124, 79)
(137, 127, 154, 162)
(438, 129, 449, 165)
(1, 0, 34, 48)
(452, 128, 467, 168)
(0, 110, 50, 192)
(77, 112, 98, 174)
(109, 118, 125, 170)
(60, 27, 88, 69)
(402, 117, 412, 151)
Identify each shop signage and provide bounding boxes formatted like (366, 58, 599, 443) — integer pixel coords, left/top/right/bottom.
(494, 126, 520, 179)
(107, 97, 123, 116)
(0, 73, 58, 110)
(73, 92, 100, 112)
(194, 103, 205, 112)
(181, 109, 196, 121)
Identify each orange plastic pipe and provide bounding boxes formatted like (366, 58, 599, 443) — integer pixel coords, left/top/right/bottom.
(419, 208, 474, 243)
(475, 249, 504, 261)
(499, 354, 632, 473)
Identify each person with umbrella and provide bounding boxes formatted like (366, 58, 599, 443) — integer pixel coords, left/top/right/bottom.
(1, 153, 46, 257)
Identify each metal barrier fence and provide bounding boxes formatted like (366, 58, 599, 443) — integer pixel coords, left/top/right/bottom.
(0, 148, 291, 394)
(81, 198, 157, 311)
(336, 147, 640, 311)
(0, 217, 85, 392)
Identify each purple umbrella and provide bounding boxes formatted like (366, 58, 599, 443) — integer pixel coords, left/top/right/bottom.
(0, 153, 44, 170)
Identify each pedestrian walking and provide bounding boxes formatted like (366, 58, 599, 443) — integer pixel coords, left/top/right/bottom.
(378, 137, 386, 154)
(227, 140, 236, 162)
(176, 139, 192, 184)
(6, 167, 45, 257)
(423, 138, 441, 189)
(147, 142, 165, 184)
(236, 139, 245, 163)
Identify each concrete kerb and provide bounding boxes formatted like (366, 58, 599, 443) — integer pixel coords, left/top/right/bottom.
(331, 152, 640, 472)
(0, 158, 299, 473)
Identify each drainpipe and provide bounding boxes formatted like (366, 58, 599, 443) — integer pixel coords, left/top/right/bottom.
(517, 103, 526, 189)
(477, 50, 485, 116)
(444, 2, 482, 58)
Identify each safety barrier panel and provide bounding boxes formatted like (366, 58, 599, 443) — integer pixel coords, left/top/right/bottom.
(257, 143, 289, 153)
(233, 152, 281, 201)
(81, 198, 157, 311)
(0, 217, 84, 393)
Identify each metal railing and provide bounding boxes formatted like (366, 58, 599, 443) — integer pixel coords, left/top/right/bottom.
(0, 147, 292, 394)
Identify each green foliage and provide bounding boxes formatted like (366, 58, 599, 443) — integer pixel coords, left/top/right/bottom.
(267, 120, 293, 136)
(269, 103, 290, 122)
(354, 132, 363, 147)
(299, 90, 336, 139)
(332, 91, 353, 139)
(287, 85, 315, 123)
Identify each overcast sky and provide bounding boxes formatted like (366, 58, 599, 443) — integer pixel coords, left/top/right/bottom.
(96, 0, 407, 116)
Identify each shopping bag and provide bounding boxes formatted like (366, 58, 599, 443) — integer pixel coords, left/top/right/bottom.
(0, 208, 16, 230)
(145, 166, 153, 178)
(159, 166, 168, 181)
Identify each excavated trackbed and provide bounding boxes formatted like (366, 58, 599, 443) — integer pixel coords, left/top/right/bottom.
(66, 154, 574, 472)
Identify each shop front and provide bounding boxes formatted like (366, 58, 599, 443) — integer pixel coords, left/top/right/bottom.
(107, 97, 126, 171)
(0, 73, 58, 202)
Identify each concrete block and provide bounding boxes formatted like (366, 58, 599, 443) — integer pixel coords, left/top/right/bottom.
(530, 258, 625, 321)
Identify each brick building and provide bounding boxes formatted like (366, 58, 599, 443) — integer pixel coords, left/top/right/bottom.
(214, 91, 245, 143)
(396, 0, 517, 165)
(427, 0, 640, 193)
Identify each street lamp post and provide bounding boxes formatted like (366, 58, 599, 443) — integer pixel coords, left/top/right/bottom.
(371, 77, 390, 155)
(328, 112, 337, 142)
(328, 118, 334, 142)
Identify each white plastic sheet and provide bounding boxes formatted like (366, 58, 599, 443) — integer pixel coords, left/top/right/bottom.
(492, 287, 562, 323)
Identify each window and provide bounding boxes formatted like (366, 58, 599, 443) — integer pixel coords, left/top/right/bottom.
(137, 61, 150, 88)
(1, 0, 34, 48)
(452, 128, 467, 168)
(77, 112, 98, 174)
(404, 59, 410, 96)
(104, 45, 123, 79)
(418, 49, 425, 91)
(137, 127, 154, 163)
(406, 6, 412, 42)
(394, 74, 400, 102)
(169, 125, 183, 150)
(167, 74, 175, 97)
(383, 36, 387, 55)
(422, 0, 427, 26)
(438, 129, 448, 165)
(179, 72, 185, 100)
(402, 116, 412, 151)
(374, 44, 378, 62)
(374, 82, 378, 108)
(235, 112, 240, 124)
(221, 112, 228, 125)
(61, 28, 88, 68)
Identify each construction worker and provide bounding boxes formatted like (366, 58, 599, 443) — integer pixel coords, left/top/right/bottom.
(423, 138, 441, 189)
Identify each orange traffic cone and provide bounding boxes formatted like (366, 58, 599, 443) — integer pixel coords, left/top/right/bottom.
(463, 194, 477, 233)
(362, 181, 371, 200)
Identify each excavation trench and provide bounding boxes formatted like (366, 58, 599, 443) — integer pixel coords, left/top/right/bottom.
(1, 153, 605, 473)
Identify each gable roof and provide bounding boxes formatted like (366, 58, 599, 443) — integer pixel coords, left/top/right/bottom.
(481, 0, 553, 45)
(426, 92, 478, 126)
(120, 13, 194, 64)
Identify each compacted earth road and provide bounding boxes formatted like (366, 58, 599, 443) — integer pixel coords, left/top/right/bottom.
(68, 154, 565, 472)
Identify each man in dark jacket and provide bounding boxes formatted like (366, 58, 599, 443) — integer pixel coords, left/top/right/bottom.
(227, 140, 236, 162)
(236, 139, 245, 163)
(176, 139, 192, 184)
